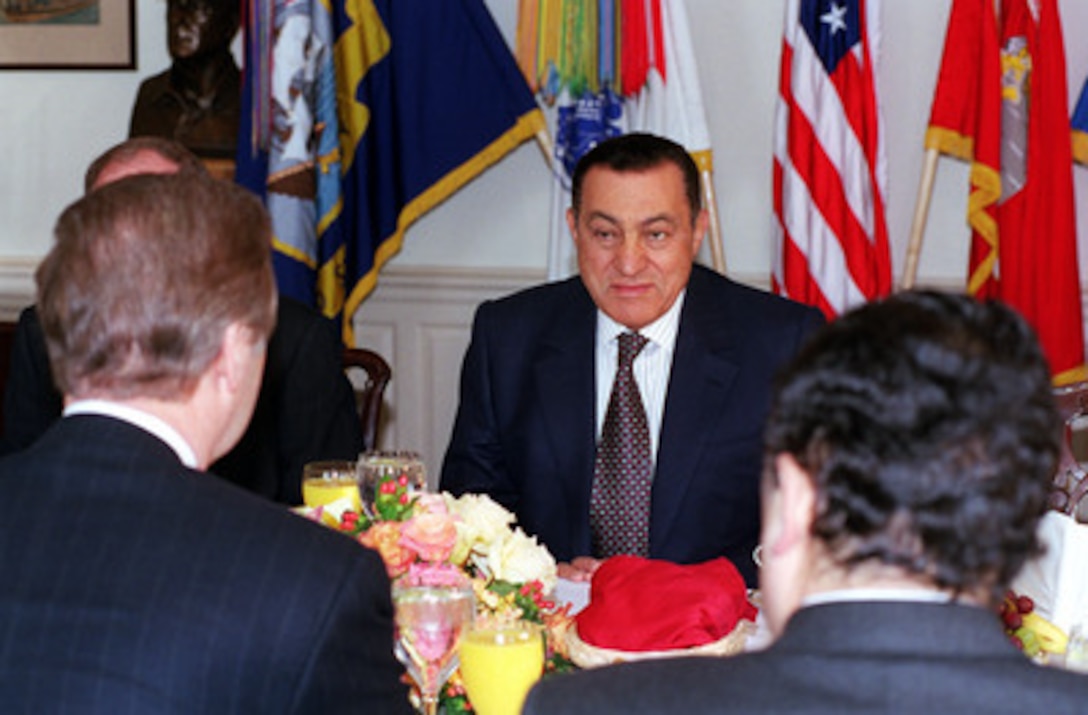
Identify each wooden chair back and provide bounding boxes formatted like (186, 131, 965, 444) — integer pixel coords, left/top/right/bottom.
(343, 346, 392, 452)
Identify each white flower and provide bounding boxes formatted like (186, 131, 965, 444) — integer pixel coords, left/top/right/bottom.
(488, 527, 557, 592)
(445, 493, 516, 565)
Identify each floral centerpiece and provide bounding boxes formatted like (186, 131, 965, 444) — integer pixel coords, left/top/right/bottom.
(299, 472, 574, 713)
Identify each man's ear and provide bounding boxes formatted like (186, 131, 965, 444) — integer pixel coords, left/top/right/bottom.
(213, 322, 255, 394)
(766, 453, 817, 558)
(692, 207, 709, 254)
(566, 207, 578, 243)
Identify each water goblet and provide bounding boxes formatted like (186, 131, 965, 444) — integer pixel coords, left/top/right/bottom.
(392, 580, 474, 715)
(359, 450, 427, 516)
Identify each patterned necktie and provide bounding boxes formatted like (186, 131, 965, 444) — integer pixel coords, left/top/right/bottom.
(591, 331, 653, 558)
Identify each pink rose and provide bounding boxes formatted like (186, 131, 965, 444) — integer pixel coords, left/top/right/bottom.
(359, 522, 416, 578)
(414, 492, 449, 516)
(400, 511, 458, 564)
(401, 562, 470, 589)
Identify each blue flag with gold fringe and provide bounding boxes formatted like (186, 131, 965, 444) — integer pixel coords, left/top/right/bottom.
(238, 0, 545, 342)
(1073, 76, 1088, 166)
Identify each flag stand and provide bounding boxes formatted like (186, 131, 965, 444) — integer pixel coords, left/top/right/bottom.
(901, 147, 940, 290)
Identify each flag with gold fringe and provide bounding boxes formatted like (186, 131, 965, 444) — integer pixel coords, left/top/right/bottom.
(1073, 76, 1088, 166)
(926, 0, 1085, 384)
(238, 0, 545, 343)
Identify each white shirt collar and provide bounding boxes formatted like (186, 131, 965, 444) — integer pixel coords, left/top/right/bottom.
(63, 399, 199, 468)
(802, 588, 954, 607)
(596, 289, 686, 349)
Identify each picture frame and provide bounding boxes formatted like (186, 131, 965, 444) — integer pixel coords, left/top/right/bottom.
(0, 0, 135, 70)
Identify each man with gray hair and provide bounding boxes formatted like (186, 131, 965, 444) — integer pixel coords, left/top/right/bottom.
(0, 173, 409, 713)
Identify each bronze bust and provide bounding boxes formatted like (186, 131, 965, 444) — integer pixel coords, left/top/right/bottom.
(129, 0, 241, 159)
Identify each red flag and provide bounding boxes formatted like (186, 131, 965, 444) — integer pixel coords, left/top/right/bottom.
(772, 0, 892, 320)
(925, 0, 1002, 299)
(926, 0, 1086, 383)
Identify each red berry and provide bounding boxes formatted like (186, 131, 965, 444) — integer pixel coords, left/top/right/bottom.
(1010, 635, 1024, 650)
(1003, 610, 1023, 630)
(1017, 595, 1034, 614)
(398, 474, 409, 487)
(380, 480, 396, 495)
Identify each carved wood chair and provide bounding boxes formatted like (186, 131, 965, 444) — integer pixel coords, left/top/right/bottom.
(1051, 380, 1088, 521)
(343, 346, 392, 452)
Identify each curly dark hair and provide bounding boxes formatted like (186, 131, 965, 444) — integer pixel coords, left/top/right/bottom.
(764, 290, 1060, 602)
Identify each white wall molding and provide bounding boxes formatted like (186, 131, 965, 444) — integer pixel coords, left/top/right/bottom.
(0, 258, 40, 320)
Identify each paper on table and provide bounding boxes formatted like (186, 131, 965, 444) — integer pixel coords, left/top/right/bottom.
(554, 578, 590, 614)
(1012, 511, 1088, 634)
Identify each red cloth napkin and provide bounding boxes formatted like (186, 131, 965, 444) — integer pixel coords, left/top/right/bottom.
(575, 555, 757, 651)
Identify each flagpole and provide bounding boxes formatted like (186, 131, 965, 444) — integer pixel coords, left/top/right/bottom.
(901, 147, 939, 290)
(534, 127, 556, 172)
(700, 169, 727, 275)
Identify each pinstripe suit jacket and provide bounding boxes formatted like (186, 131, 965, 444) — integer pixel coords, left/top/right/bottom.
(0, 415, 410, 714)
(524, 601, 1088, 714)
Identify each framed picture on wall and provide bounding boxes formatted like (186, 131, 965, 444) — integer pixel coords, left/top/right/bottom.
(0, 0, 135, 70)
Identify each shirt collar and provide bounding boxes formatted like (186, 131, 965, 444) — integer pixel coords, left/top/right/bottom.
(63, 399, 199, 468)
(596, 289, 686, 350)
(802, 588, 954, 607)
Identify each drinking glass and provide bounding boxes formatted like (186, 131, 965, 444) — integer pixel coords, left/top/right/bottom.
(359, 450, 427, 513)
(458, 623, 545, 715)
(393, 581, 474, 715)
(301, 460, 362, 512)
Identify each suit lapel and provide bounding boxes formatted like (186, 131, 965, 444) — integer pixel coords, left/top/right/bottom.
(650, 270, 740, 550)
(533, 283, 598, 551)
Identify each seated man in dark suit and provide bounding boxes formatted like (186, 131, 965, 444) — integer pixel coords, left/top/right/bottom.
(440, 133, 823, 585)
(525, 290, 1088, 714)
(1, 137, 362, 506)
(0, 172, 410, 712)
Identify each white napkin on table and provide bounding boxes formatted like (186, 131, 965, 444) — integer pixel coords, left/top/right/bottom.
(1012, 511, 1088, 634)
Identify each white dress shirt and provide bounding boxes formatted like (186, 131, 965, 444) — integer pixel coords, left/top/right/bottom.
(594, 291, 686, 462)
(64, 399, 199, 468)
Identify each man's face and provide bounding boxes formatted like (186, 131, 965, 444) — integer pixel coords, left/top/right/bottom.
(167, 0, 234, 60)
(568, 163, 706, 330)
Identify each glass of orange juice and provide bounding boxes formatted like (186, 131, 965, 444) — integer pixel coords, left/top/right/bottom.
(458, 622, 544, 715)
(301, 460, 362, 512)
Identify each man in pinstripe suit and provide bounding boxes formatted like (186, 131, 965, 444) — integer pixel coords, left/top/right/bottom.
(0, 173, 410, 713)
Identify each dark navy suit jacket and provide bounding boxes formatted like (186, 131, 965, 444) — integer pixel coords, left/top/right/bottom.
(1, 297, 361, 505)
(524, 601, 1088, 714)
(440, 266, 823, 584)
(0, 414, 410, 713)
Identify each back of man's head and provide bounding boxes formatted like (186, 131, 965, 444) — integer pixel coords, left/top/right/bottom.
(84, 137, 206, 192)
(37, 172, 277, 402)
(765, 290, 1060, 601)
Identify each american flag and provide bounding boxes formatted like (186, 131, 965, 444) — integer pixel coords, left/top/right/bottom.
(772, 0, 891, 319)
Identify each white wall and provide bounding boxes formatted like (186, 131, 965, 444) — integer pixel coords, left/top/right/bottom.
(3, 0, 1088, 288)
